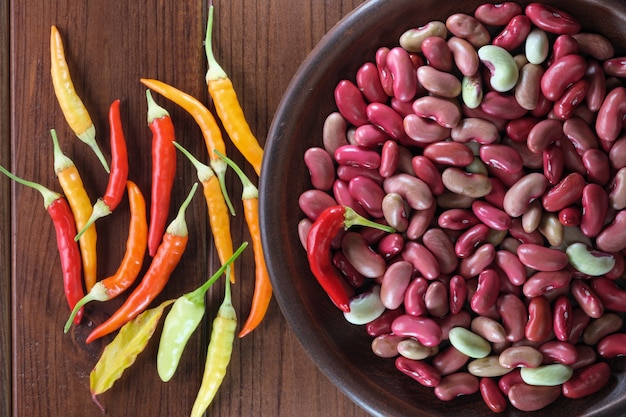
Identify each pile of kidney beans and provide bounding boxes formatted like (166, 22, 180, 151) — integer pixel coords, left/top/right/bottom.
(297, 2, 626, 412)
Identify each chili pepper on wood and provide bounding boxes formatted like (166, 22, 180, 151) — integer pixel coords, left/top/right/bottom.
(216, 150, 270, 337)
(190, 271, 237, 417)
(157, 242, 247, 382)
(64, 180, 147, 333)
(50, 129, 98, 292)
(50, 25, 109, 173)
(75, 99, 129, 241)
(205, 5, 264, 176)
(0, 165, 84, 323)
(173, 141, 235, 283)
(145, 89, 177, 257)
(139, 78, 235, 216)
(85, 182, 198, 343)
(307, 205, 395, 312)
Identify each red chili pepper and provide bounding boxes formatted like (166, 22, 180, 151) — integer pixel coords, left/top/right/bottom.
(75, 99, 129, 241)
(85, 183, 198, 343)
(306, 205, 395, 312)
(0, 165, 84, 323)
(145, 90, 177, 257)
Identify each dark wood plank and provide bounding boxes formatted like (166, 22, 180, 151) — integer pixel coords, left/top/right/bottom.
(6, 0, 370, 416)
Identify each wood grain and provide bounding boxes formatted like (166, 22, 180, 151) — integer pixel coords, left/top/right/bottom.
(3, 1, 370, 416)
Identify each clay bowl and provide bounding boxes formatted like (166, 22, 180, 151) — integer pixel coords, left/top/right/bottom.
(260, 0, 626, 415)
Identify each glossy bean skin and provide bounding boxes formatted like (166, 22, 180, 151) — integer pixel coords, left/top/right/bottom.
(434, 372, 480, 401)
(367, 102, 405, 140)
(304, 147, 335, 191)
(423, 228, 458, 274)
(525, 296, 553, 343)
(298, 189, 337, 220)
(342, 232, 386, 279)
(332, 251, 367, 289)
(472, 200, 511, 231)
(525, 3, 581, 35)
(371, 333, 404, 358)
(441, 168, 493, 199)
(392, 314, 442, 347)
(474, 2, 522, 26)
(380, 261, 413, 310)
(432, 345, 469, 376)
(542, 172, 586, 213)
(471, 316, 506, 344)
(384, 173, 434, 211)
(452, 117, 500, 145)
(397, 338, 439, 360)
(498, 294, 528, 343)
(356, 62, 388, 103)
(596, 210, 626, 253)
(387, 47, 418, 102)
(470, 269, 500, 315)
(540, 54, 587, 101)
(582, 313, 623, 346)
(417, 65, 462, 98)
(596, 86, 626, 142)
(382, 193, 409, 232)
(492, 15, 531, 51)
(495, 250, 527, 286)
(349, 176, 385, 218)
(571, 279, 604, 319)
(399, 21, 448, 53)
(455, 223, 490, 258)
(334, 145, 381, 169)
(597, 333, 626, 358)
(562, 362, 611, 399)
(402, 241, 440, 280)
(590, 277, 626, 313)
(425, 280, 449, 317)
(412, 96, 461, 129)
(508, 383, 561, 412)
(366, 308, 404, 337)
(503, 173, 548, 217)
(517, 244, 569, 272)
(448, 36, 480, 77)
(421, 36, 454, 72)
(539, 340, 579, 366)
(335, 79, 368, 126)
(395, 356, 442, 387)
(403, 113, 451, 145)
(480, 377, 508, 413)
(499, 345, 544, 369)
(516, 63, 543, 110)
(523, 270, 572, 298)
(553, 295, 573, 342)
(610, 169, 626, 210)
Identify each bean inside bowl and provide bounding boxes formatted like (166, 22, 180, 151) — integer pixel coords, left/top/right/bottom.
(260, 0, 626, 416)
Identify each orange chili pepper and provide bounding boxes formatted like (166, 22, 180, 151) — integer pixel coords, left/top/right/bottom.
(173, 141, 235, 284)
(50, 25, 109, 173)
(50, 129, 98, 292)
(216, 150, 270, 337)
(139, 78, 235, 216)
(205, 5, 264, 176)
(85, 183, 197, 343)
(64, 180, 147, 332)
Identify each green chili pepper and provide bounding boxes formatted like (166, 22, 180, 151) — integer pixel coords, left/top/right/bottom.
(156, 242, 248, 382)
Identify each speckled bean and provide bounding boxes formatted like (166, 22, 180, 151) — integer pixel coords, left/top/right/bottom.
(383, 173, 433, 211)
(538, 211, 564, 247)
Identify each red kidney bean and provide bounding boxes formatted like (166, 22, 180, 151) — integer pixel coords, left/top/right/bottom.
(590, 277, 626, 313)
(603, 57, 626, 78)
(334, 144, 381, 169)
(606, 251, 625, 280)
(565, 308, 591, 345)
(498, 294, 528, 343)
(401, 241, 440, 280)
(334, 79, 368, 126)
(596, 86, 626, 142)
(522, 270, 572, 298)
(437, 190, 475, 210)
(553, 295, 573, 342)
(386, 47, 418, 102)
(403, 276, 428, 317)
(432, 345, 469, 376)
(472, 200, 512, 231)
(474, 2, 522, 26)
(434, 311, 472, 340)
(574, 32, 615, 60)
(451, 117, 500, 145)
(517, 244, 569, 272)
(570, 345, 596, 370)
(412, 96, 461, 129)
(597, 333, 626, 358)
(506, 116, 540, 143)
(508, 382, 562, 412)
(342, 232, 386, 279)
(609, 136, 626, 169)
(486, 163, 524, 188)
(509, 218, 545, 245)
(417, 65, 461, 98)
(485, 177, 507, 210)
(353, 123, 389, 148)
(540, 54, 587, 101)
(446, 13, 490, 47)
(337, 165, 383, 184)
(455, 223, 490, 258)
(423, 228, 458, 274)
(495, 250, 527, 286)
(395, 356, 442, 387)
(423, 142, 474, 167)
(403, 114, 452, 145)
(471, 316, 507, 344)
(421, 36, 453, 72)
(499, 345, 543, 368)
(498, 368, 523, 396)
(441, 168, 493, 199)
(551, 34, 579, 64)
(481, 91, 528, 120)
(470, 269, 500, 315)
(332, 251, 367, 289)
(447, 36, 479, 77)
(438, 208, 480, 231)
(559, 134, 587, 175)
(379, 140, 399, 178)
(356, 62, 388, 104)
(304, 147, 335, 191)
(411, 156, 444, 195)
(542, 172, 586, 212)
(553, 79, 588, 120)
(392, 314, 442, 347)
(584, 60, 607, 112)
(383, 173, 433, 211)
(425, 280, 449, 318)
(366, 102, 405, 140)
(348, 176, 384, 218)
(380, 260, 413, 310)
(449, 275, 467, 315)
(579, 184, 608, 238)
(596, 210, 626, 253)
(562, 362, 611, 399)
(539, 340, 577, 367)
(366, 308, 404, 337)
(375, 47, 394, 97)
(542, 144, 564, 185)
(381, 193, 409, 232)
(558, 206, 581, 227)
(298, 189, 337, 220)
(462, 103, 508, 131)
(582, 149, 610, 186)
(459, 243, 496, 279)
(479, 376, 508, 413)
(525, 3, 581, 35)
(503, 137, 544, 170)
(406, 204, 436, 240)
(582, 312, 623, 346)
(525, 296, 553, 343)
(371, 333, 403, 358)
(503, 172, 548, 218)
(527, 118, 564, 154)
(376, 233, 404, 260)
(493, 14, 531, 51)
(609, 168, 626, 210)
(435, 372, 480, 401)
(333, 179, 368, 218)
(479, 144, 523, 174)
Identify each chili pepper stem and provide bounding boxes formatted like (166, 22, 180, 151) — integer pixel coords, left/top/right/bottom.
(204, 5, 228, 82)
(145, 89, 170, 122)
(74, 198, 111, 241)
(215, 149, 257, 200)
(78, 126, 111, 173)
(64, 282, 109, 333)
(0, 165, 60, 208)
(343, 206, 395, 233)
(167, 182, 199, 237)
(50, 129, 74, 173)
(211, 158, 235, 216)
(173, 141, 215, 183)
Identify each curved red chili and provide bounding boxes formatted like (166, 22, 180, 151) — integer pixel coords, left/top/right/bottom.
(306, 205, 394, 312)
(0, 165, 84, 323)
(75, 99, 129, 240)
(145, 89, 177, 257)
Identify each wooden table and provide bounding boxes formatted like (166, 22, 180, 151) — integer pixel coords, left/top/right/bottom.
(1, 1, 373, 415)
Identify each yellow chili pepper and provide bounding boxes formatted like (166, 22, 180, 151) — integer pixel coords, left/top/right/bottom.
(50, 25, 109, 173)
(173, 141, 235, 284)
(139, 78, 234, 216)
(205, 5, 264, 176)
(190, 277, 236, 417)
(50, 129, 98, 292)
